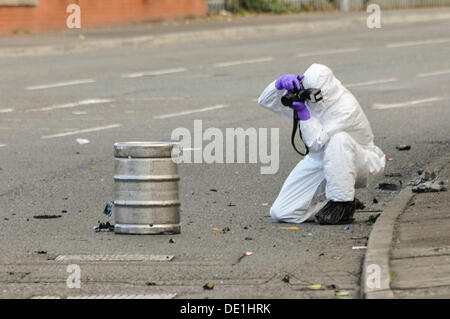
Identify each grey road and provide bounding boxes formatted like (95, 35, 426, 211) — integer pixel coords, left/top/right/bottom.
(0, 8, 449, 299)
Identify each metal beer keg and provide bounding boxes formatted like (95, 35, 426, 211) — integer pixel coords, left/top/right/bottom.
(113, 142, 181, 234)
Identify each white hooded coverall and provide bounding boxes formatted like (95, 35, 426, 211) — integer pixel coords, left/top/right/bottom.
(258, 64, 386, 224)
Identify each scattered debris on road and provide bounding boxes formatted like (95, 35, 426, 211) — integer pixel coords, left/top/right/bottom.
(94, 202, 114, 232)
(76, 138, 90, 145)
(409, 170, 447, 193)
(279, 226, 299, 230)
(367, 214, 381, 225)
(212, 228, 220, 231)
(396, 144, 411, 151)
(282, 275, 290, 283)
(355, 198, 366, 210)
(344, 226, 350, 230)
(203, 282, 214, 290)
(412, 181, 447, 193)
(335, 290, 350, 298)
(378, 182, 402, 191)
(33, 215, 62, 219)
(35, 251, 47, 254)
(384, 172, 402, 177)
(307, 284, 322, 290)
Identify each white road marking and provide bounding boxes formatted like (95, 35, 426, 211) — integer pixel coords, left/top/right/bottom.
(0, 144, 6, 148)
(41, 124, 121, 139)
(122, 67, 187, 78)
(296, 47, 360, 58)
(345, 78, 398, 88)
(32, 294, 176, 299)
(26, 79, 96, 90)
(55, 254, 174, 262)
(153, 104, 229, 119)
(373, 97, 446, 110)
(30, 99, 114, 112)
(183, 148, 201, 151)
(386, 38, 450, 48)
(0, 108, 14, 113)
(214, 57, 273, 68)
(417, 69, 450, 78)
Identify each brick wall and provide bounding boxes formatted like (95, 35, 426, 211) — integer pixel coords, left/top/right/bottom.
(0, 0, 208, 35)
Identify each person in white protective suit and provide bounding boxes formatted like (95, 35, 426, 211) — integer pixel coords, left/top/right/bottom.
(258, 64, 386, 225)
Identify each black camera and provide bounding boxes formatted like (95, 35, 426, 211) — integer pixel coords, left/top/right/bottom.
(281, 76, 323, 107)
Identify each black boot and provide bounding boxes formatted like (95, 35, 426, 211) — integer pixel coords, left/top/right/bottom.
(314, 200, 356, 225)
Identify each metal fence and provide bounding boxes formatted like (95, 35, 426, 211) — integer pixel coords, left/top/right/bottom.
(205, 0, 450, 13)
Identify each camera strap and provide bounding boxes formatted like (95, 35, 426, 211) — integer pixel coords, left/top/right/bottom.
(291, 111, 309, 156)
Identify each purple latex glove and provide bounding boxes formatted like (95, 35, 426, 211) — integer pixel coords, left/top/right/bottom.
(275, 74, 304, 91)
(291, 101, 310, 121)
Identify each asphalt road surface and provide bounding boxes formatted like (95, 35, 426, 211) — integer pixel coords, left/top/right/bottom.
(0, 9, 449, 299)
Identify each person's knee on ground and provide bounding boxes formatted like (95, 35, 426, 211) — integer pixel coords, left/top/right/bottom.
(317, 132, 359, 225)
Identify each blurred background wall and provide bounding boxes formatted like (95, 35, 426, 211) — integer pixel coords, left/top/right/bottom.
(0, 0, 207, 35)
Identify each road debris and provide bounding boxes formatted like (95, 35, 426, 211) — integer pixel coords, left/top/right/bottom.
(352, 246, 367, 250)
(209, 189, 218, 192)
(355, 198, 366, 210)
(245, 237, 252, 240)
(94, 202, 114, 232)
(408, 162, 415, 167)
(282, 275, 290, 283)
(227, 202, 236, 207)
(245, 252, 253, 256)
(279, 226, 299, 230)
(222, 227, 231, 233)
(367, 214, 381, 225)
(212, 228, 221, 231)
(335, 290, 350, 298)
(396, 144, 411, 151)
(33, 215, 62, 219)
(145, 281, 156, 286)
(35, 251, 47, 254)
(307, 284, 322, 290)
(412, 181, 447, 193)
(409, 170, 437, 186)
(384, 172, 402, 177)
(410, 170, 447, 193)
(203, 282, 214, 290)
(344, 226, 350, 230)
(169, 238, 175, 244)
(76, 138, 90, 145)
(378, 183, 402, 191)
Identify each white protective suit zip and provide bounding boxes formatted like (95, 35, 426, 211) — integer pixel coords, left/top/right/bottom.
(258, 64, 386, 223)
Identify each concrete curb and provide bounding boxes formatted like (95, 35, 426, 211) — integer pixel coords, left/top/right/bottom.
(1, 9, 450, 57)
(361, 153, 450, 299)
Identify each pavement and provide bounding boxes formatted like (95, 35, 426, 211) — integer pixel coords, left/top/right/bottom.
(0, 7, 450, 299)
(362, 153, 450, 299)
